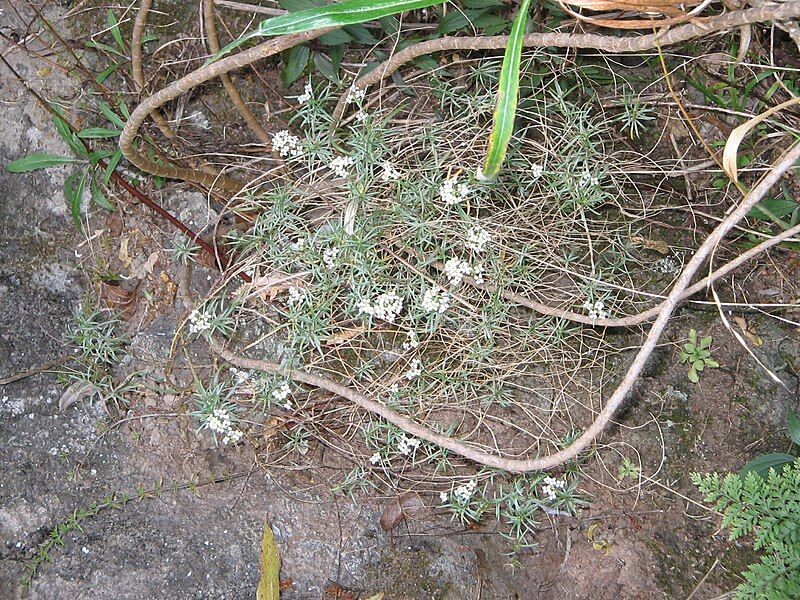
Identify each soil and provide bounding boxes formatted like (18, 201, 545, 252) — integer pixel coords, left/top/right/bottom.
(2, 2, 799, 599)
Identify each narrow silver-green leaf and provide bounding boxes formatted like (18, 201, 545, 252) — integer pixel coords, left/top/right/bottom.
(480, 0, 532, 180)
(7, 153, 79, 173)
(215, 0, 443, 59)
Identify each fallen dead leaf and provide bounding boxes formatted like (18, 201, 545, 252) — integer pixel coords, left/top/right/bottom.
(324, 325, 366, 347)
(118, 237, 132, 267)
(99, 281, 135, 311)
(59, 381, 99, 412)
(379, 492, 427, 531)
(732, 316, 763, 347)
(630, 235, 670, 255)
(234, 271, 306, 303)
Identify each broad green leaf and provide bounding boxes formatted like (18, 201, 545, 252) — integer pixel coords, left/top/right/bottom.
(687, 368, 699, 383)
(77, 127, 121, 139)
(313, 51, 338, 82)
(107, 10, 125, 50)
(748, 197, 799, 221)
(318, 29, 353, 45)
(85, 40, 127, 59)
(64, 171, 87, 228)
(789, 409, 800, 446)
(98, 101, 126, 129)
(740, 453, 797, 478)
(51, 107, 88, 158)
(281, 44, 311, 87)
(256, 520, 280, 600)
(216, 0, 443, 59)
(7, 153, 79, 173)
(91, 179, 115, 211)
(103, 149, 123, 185)
(343, 24, 378, 45)
(479, 0, 532, 180)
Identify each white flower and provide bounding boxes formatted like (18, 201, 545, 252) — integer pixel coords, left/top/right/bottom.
(380, 161, 401, 182)
(396, 433, 420, 455)
(272, 381, 291, 403)
(206, 408, 232, 435)
(472, 264, 485, 286)
(404, 358, 422, 381)
(222, 429, 244, 445)
(272, 130, 303, 158)
(439, 177, 470, 205)
(188, 309, 212, 335)
(439, 491, 449, 503)
(369, 451, 382, 465)
(531, 163, 544, 179)
(402, 330, 419, 351)
(443, 257, 472, 287)
(289, 237, 306, 252)
(453, 478, 478, 504)
(346, 86, 366, 104)
(322, 246, 340, 269)
(329, 155, 355, 179)
(421, 287, 450, 314)
(287, 286, 306, 307)
(230, 367, 251, 385)
(582, 299, 609, 321)
(541, 476, 567, 501)
(465, 226, 491, 253)
(355, 109, 368, 122)
(297, 81, 313, 105)
(580, 171, 600, 187)
(358, 290, 404, 323)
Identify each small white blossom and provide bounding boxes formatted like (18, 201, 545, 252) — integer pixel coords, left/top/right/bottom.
(297, 81, 313, 105)
(439, 177, 470, 205)
(329, 155, 355, 179)
(541, 476, 567, 500)
(346, 86, 366, 104)
(579, 171, 600, 187)
(287, 286, 306, 307)
(404, 358, 422, 381)
(222, 429, 244, 445)
(272, 381, 291, 403)
(421, 287, 450, 314)
(472, 264, 485, 286)
(358, 290, 404, 323)
(439, 491, 449, 503)
(369, 451, 382, 464)
(188, 309, 212, 336)
(289, 237, 306, 252)
(531, 163, 543, 179)
(272, 130, 303, 158)
(453, 478, 478, 504)
(443, 257, 472, 287)
(465, 226, 491, 253)
(582, 299, 609, 321)
(355, 109, 368, 122)
(230, 367, 251, 385)
(322, 246, 340, 269)
(396, 433, 420, 455)
(380, 161, 401, 182)
(401, 330, 419, 351)
(205, 408, 243, 445)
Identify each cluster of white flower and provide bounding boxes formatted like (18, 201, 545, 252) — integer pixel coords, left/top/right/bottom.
(440, 478, 478, 504)
(358, 291, 404, 323)
(421, 287, 450, 314)
(472, 264, 485, 286)
(206, 408, 244, 445)
(579, 171, 600, 188)
(443, 257, 472, 287)
(322, 246, 340, 269)
(404, 358, 422, 380)
(439, 177, 471, 205)
(582, 299, 609, 321)
(346, 86, 366, 104)
(465, 226, 491, 253)
(396, 433, 420, 455)
(287, 286, 307, 307)
(297, 81, 313, 105)
(289, 237, 306, 252)
(272, 381, 292, 410)
(369, 451, 383, 465)
(380, 161, 401, 182)
(653, 256, 680, 274)
(230, 367, 251, 386)
(329, 155, 355, 178)
(272, 130, 303, 158)
(355, 109, 369, 122)
(402, 330, 419, 351)
(531, 163, 544, 179)
(188, 309, 212, 336)
(541, 476, 567, 501)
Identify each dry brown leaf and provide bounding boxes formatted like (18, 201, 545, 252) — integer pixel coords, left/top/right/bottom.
(630, 235, 670, 255)
(143, 251, 159, 275)
(379, 492, 427, 531)
(59, 381, 99, 412)
(732, 316, 763, 347)
(99, 281, 135, 311)
(118, 237, 132, 267)
(324, 325, 366, 347)
(234, 271, 306, 302)
(324, 583, 356, 600)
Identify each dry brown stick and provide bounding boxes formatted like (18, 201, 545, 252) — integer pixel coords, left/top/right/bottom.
(437, 216, 800, 328)
(131, 0, 176, 140)
(202, 0, 271, 144)
(120, 29, 330, 193)
(212, 141, 800, 472)
(331, 2, 800, 124)
(0, 356, 71, 386)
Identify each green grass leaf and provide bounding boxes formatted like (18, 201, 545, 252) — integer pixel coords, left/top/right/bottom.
(480, 0, 531, 180)
(91, 179, 115, 211)
(77, 127, 121, 139)
(281, 44, 311, 87)
(7, 153, 80, 173)
(107, 10, 125, 51)
(740, 453, 797, 478)
(64, 171, 88, 229)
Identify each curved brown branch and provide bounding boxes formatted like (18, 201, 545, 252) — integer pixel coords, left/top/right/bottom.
(131, 0, 176, 140)
(202, 0, 271, 144)
(212, 141, 800, 472)
(332, 2, 800, 124)
(120, 29, 330, 194)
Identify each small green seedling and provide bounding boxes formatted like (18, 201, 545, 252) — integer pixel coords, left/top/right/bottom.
(618, 457, 641, 481)
(679, 329, 719, 383)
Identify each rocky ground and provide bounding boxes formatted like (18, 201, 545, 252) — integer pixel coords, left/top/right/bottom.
(2, 2, 799, 599)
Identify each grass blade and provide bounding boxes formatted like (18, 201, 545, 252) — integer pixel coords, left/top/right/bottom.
(7, 153, 79, 173)
(479, 0, 532, 180)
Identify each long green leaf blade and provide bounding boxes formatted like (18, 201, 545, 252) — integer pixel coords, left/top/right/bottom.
(7, 153, 80, 173)
(216, 0, 443, 59)
(480, 0, 531, 180)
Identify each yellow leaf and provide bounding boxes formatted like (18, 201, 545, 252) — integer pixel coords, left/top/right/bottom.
(722, 96, 800, 186)
(256, 520, 281, 600)
(364, 595, 384, 600)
